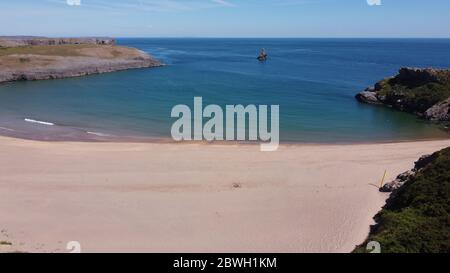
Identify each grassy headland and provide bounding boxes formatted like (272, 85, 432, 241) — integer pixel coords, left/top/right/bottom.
(0, 37, 161, 83)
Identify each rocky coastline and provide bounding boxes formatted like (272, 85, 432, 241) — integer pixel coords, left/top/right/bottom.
(356, 67, 450, 122)
(0, 37, 162, 84)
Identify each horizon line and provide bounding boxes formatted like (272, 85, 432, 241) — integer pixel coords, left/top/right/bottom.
(2, 35, 450, 39)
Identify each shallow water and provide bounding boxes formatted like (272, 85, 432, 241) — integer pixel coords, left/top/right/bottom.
(0, 38, 449, 143)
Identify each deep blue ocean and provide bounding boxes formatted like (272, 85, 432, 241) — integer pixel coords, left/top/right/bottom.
(1, 38, 450, 142)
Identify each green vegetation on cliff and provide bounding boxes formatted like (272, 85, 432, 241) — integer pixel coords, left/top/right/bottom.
(356, 68, 450, 122)
(354, 147, 450, 253)
(376, 69, 450, 113)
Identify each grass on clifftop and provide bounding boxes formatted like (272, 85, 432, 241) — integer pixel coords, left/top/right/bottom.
(354, 147, 450, 253)
(0, 44, 148, 70)
(0, 44, 92, 57)
(0, 44, 131, 59)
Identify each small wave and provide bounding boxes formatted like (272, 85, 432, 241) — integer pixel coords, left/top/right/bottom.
(0, 126, 15, 132)
(24, 118, 55, 126)
(87, 131, 113, 137)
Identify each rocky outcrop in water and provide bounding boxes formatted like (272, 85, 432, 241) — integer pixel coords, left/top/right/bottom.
(356, 67, 450, 121)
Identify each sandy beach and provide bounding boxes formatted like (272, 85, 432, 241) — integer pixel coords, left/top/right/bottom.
(0, 136, 449, 253)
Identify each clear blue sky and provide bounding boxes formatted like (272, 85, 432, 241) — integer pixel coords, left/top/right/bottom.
(1, 0, 450, 38)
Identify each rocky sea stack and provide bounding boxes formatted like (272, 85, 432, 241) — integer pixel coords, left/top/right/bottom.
(356, 67, 450, 121)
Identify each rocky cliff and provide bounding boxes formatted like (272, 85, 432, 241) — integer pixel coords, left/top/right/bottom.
(356, 68, 450, 121)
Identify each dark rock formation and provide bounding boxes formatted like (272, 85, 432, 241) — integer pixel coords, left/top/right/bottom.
(414, 153, 438, 170)
(424, 98, 450, 121)
(355, 90, 382, 104)
(395, 67, 440, 87)
(380, 170, 415, 192)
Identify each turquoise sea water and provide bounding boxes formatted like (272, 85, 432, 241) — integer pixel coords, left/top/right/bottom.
(0, 38, 450, 143)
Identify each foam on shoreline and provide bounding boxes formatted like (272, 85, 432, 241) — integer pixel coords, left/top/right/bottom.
(24, 118, 55, 126)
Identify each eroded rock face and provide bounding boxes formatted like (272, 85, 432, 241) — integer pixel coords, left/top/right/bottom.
(425, 98, 450, 121)
(355, 90, 382, 105)
(380, 170, 415, 192)
(380, 153, 437, 193)
(414, 153, 438, 171)
(0, 58, 161, 83)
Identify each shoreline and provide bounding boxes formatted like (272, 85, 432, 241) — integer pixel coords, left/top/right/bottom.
(0, 131, 449, 146)
(1, 136, 449, 253)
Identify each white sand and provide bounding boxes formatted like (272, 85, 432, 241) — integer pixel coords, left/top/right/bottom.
(0, 136, 449, 253)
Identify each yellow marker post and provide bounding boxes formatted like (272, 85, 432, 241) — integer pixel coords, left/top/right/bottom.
(379, 170, 387, 189)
